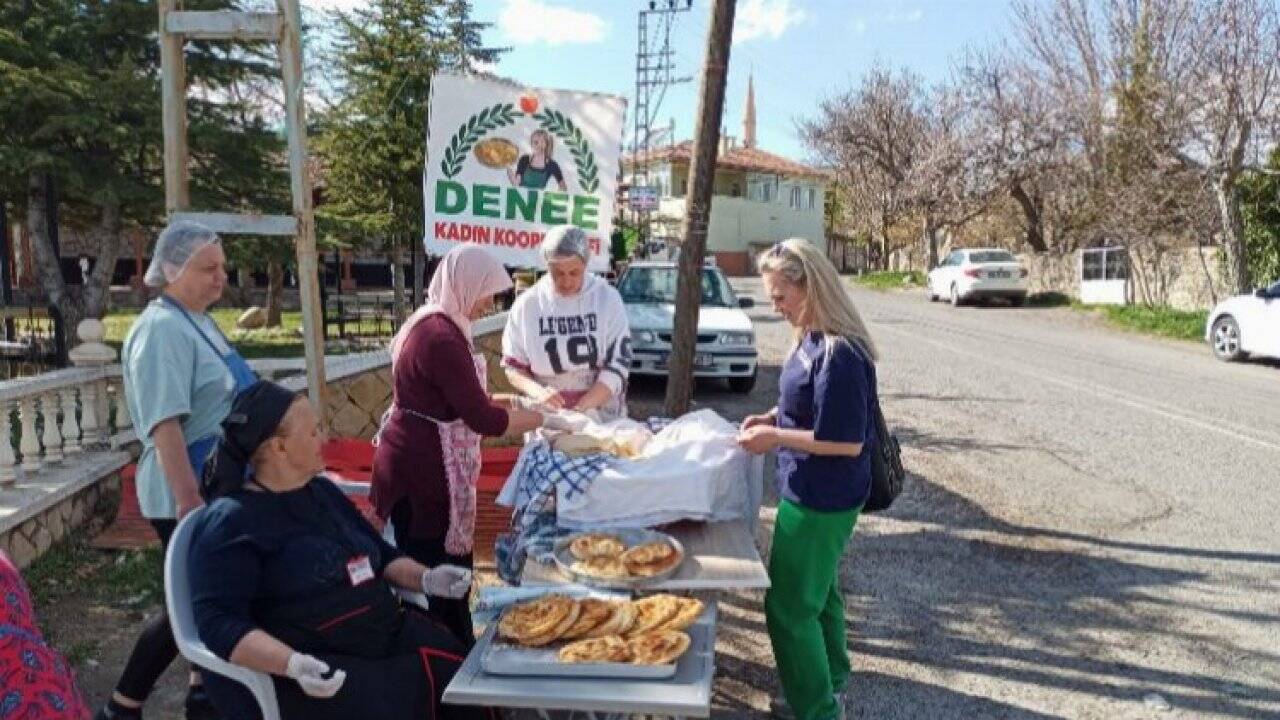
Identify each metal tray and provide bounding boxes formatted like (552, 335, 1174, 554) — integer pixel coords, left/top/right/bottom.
(548, 529, 685, 590)
(480, 605, 711, 679)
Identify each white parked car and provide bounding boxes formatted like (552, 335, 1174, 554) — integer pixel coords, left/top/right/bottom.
(1206, 279, 1280, 362)
(927, 248, 1029, 306)
(616, 261, 759, 392)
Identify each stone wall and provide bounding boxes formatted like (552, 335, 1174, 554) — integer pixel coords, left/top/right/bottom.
(1016, 246, 1230, 310)
(1019, 252, 1079, 298)
(0, 470, 121, 569)
(322, 367, 393, 440)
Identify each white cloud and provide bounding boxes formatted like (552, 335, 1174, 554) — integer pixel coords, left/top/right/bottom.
(498, 0, 609, 46)
(852, 18, 868, 36)
(734, 0, 807, 44)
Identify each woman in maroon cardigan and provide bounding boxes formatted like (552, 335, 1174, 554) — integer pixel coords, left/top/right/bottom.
(372, 246, 543, 645)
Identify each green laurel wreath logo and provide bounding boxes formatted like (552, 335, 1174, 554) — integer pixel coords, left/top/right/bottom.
(439, 103, 522, 178)
(531, 109, 600, 193)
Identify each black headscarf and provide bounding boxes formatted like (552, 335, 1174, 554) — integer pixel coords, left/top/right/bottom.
(201, 380, 301, 501)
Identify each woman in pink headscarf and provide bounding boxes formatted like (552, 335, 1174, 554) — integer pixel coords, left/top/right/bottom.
(372, 246, 544, 645)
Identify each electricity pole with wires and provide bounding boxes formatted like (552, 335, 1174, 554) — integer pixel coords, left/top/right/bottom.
(633, 0, 693, 255)
(664, 0, 735, 417)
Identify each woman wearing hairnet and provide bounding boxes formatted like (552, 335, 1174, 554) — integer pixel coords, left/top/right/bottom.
(96, 223, 257, 720)
(501, 226, 632, 420)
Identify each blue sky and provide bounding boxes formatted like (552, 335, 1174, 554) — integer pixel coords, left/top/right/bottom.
(309, 0, 1021, 162)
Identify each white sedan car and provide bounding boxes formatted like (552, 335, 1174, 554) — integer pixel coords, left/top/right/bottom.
(927, 248, 1029, 306)
(1206, 279, 1280, 362)
(616, 261, 759, 392)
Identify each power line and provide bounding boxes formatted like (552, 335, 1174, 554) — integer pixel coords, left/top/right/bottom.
(632, 0, 694, 250)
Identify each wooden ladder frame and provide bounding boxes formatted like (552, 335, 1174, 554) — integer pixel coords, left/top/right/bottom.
(158, 0, 327, 416)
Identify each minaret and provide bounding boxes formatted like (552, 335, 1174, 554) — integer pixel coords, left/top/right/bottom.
(743, 72, 757, 149)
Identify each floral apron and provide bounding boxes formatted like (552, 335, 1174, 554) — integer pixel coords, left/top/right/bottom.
(377, 353, 486, 556)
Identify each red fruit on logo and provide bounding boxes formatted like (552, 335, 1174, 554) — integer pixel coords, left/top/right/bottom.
(519, 94, 539, 113)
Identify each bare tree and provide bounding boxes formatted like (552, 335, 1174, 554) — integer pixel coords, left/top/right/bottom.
(799, 64, 929, 268)
(911, 84, 1001, 267)
(956, 48, 1075, 252)
(1171, 0, 1280, 292)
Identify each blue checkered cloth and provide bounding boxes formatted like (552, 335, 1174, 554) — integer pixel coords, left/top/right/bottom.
(494, 417, 671, 584)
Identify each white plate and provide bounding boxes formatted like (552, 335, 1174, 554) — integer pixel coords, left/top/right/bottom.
(549, 529, 685, 590)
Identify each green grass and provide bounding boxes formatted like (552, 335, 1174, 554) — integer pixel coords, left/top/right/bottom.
(103, 307, 388, 359)
(24, 535, 163, 613)
(104, 308, 308, 359)
(1077, 303, 1208, 342)
(23, 534, 164, 668)
(853, 270, 925, 290)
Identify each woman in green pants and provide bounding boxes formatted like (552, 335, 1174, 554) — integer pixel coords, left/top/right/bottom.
(739, 238, 880, 720)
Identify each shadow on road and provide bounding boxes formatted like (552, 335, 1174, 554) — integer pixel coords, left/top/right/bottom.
(829, 463, 1280, 718)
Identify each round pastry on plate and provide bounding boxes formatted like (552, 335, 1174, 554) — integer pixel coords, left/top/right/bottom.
(558, 598, 616, 640)
(628, 630, 691, 665)
(559, 635, 632, 664)
(569, 533, 626, 560)
(497, 594, 576, 645)
(622, 541, 682, 577)
(519, 601, 583, 647)
(585, 601, 636, 638)
(625, 594, 682, 638)
(572, 554, 629, 580)
(657, 597, 705, 632)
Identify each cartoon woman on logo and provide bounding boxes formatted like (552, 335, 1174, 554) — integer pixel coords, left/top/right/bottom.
(507, 129, 567, 191)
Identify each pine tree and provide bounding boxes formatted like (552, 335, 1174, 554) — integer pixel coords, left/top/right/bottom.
(0, 0, 288, 353)
(314, 0, 502, 317)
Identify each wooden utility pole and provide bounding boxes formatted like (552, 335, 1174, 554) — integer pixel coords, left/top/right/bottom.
(664, 0, 736, 417)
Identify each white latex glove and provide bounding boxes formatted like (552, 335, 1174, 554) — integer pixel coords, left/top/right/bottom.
(422, 564, 473, 599)
(285, 653, 346, 699)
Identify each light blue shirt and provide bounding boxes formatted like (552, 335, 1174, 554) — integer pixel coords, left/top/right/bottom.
(121, 300, 236, 519)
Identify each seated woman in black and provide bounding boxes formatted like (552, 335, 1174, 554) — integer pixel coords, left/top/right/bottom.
(188, 381, 493, 720)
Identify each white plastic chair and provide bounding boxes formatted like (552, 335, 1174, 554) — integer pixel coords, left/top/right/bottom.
(165, 509, 284, 720)
(165, 484, 432, 720)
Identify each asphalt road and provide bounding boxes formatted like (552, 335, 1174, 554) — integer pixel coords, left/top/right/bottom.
(86, 279, 1278, 719)
(633, 279, 1280, 719)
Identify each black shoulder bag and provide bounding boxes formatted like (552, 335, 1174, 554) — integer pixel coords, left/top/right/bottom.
(847, 339, 905, 513)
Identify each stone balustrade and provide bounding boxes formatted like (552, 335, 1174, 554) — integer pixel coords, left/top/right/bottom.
(0, 365, 131, 486)
(0, 312, 510, 568)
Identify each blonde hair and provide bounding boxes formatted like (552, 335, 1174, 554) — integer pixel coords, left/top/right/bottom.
(757, 238, 879, 362)
(530, 129, 555, 160)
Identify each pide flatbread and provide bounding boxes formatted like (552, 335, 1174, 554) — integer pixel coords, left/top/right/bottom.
(585, 601, 636, 639)
(657, 597, 705, 632)
(624, 553, 682, 578)
(558, 635, 633, 664)
(622, 541, 677, 565)
(559, 598, 616, 640)
(520, 600, 582, 647)
(569, 533, 626, 560)
(625, 594, 682, 638)
(572, 555, 629, 579)
(497, 594, 576, 644)
(622, 541, 682, 577)
(628, 630, 691, 665)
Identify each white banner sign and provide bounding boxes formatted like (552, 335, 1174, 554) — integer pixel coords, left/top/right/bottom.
(424, 74, 626, 271)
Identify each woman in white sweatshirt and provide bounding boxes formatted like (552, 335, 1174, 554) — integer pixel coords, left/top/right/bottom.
(502, 227, 632, 420)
